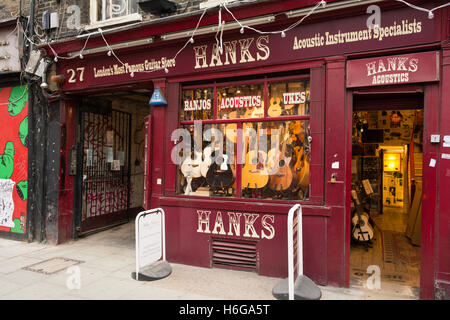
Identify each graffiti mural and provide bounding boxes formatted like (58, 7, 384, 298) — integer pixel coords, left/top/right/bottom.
(0, 85, 28, 234)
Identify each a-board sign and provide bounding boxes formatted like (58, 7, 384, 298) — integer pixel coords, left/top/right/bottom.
(137, 210, 163, 269)
(133, 208, 171, 281)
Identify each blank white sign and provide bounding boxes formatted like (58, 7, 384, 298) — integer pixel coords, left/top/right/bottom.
(138, 212, 162, 268)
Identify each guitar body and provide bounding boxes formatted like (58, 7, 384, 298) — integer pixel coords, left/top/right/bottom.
(268, 126, 294, 192)
(292, 146, 309, 188)
(206, 153, 235, 190)
(242, 150, 269, 189)
(251, 105, 264, 118)
(298, 160, 310, 188)
(181, 152, 202, 195)
(268, 160, 293, 192)
(352, 213, 374, 241)
(181, 152, 202, 178)
(292, 146, 310, 189)
(268, 97, 282, 117)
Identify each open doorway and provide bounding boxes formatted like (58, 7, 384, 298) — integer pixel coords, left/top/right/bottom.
(74, 90, 151, 236)
(350, 104, 423, 294)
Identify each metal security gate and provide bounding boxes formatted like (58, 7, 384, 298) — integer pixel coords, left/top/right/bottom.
(75, 106, 132, 235)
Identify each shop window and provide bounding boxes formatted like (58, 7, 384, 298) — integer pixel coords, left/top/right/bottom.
(176, 124, 237, 197)
(176, 77, 311, 201)
(242, 120, 310, 200)
(268, 80, 310, 117)
(181, 88, 213, 121)
(217, 84, 264, 120)
(90, 0, 141, 27)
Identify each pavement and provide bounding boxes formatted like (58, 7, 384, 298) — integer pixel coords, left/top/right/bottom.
(0, 221, 419, 300)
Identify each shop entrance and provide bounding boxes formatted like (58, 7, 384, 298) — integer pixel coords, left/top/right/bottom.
(74, 91, 150, 236)
(350, 95, 423, 294)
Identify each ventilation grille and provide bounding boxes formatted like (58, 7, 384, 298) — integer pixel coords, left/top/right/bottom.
(211, 238, 258, 272)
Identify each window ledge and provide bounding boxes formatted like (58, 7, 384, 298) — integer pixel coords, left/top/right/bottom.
(85, 13, 143, 31)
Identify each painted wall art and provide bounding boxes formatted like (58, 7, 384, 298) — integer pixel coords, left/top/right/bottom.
(0, 85, 29, 234)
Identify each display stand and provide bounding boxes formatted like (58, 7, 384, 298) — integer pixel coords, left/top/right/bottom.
(131, 208, 172, 281)
(272, 204, 322, 300)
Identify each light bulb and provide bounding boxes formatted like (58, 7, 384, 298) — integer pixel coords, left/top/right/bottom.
(164, 68, 169, 74)
(107, 50, 112, 56)
(240, 27, 245, 34)
(79, 54, 84, 59)
(281, 31, 286, 38)
(130, 72, 134, 77)
(321, 0, 326, 7)
(189, 37, 194, 44)
(428, 11, 434, 19)
(54, 56, 58, 62)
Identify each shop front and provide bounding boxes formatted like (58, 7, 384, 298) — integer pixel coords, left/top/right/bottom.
(46, 1, 449, 299)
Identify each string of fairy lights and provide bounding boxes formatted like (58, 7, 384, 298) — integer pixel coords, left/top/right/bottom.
(20, 0, 450, 81)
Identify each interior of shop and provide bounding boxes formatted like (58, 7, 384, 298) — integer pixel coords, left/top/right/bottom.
(350, 107, 423, 290)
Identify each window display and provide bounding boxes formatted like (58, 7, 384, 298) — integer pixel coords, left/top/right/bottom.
(177, 125, 237, 197)
(242, 120, 310, 200)
(181, 88, 213, 121)
(268, 80, 310, 117)
(177, 77, 311, 201)
(217, 84, 264, 120)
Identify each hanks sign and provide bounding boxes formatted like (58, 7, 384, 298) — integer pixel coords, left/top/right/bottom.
(346, 51, 440, 88)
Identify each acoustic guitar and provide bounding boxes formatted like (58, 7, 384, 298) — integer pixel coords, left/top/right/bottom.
(268, 97, 282, 117)
(206, 152, 235, 191)
(292, 146, 310, 189)
(351, 189, 374, 242)
(251, 101, 264, 118)
(181, 151, 202, 195)
(268, 126, 294, 192)
(181, 151, 202, 178)
(242, 149, 269, 189)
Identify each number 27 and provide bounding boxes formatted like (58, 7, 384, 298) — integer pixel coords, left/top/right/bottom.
(67, 67, 85, 83)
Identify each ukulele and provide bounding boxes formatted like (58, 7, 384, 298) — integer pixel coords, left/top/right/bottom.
(268, 125, 294, 192)
(268, 96, 282, 117)
(251, 100, 264, 118)
(206, 152, 235, 191)
(351, 189, 374, 242)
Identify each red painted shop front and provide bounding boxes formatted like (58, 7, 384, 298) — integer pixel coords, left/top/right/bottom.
(47, 1, 449, 299)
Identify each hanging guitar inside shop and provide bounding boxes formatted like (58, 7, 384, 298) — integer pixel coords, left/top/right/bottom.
(242, 123, 269, 199)
(351, 188, 374, 249)
(268, 124, 294, 197)
(268, 95, 283, 118)
(289, 121, 310, 199)
(206, 152, 235, 196)
(181, 151, 204, 195)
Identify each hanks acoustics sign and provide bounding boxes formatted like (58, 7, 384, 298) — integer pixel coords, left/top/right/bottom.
(346, 51, 440, 88)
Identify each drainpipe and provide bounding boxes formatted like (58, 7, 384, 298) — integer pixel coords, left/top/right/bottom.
(25, 0, 36, 242)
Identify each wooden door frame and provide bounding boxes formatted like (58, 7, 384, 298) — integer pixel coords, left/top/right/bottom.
(345, 83, 439, 299)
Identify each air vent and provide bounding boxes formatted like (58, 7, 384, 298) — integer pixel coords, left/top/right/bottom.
(211, 238, 258, 272)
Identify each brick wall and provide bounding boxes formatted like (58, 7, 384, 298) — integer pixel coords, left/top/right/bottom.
(0, 0, 31, 22)
(32, 0, 207, 41)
